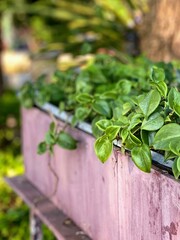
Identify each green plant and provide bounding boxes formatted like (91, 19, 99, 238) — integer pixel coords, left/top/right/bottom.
(94, 66, 180, 178)
(19, 54, 180, 179)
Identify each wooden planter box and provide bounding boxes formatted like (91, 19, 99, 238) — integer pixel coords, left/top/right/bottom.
(22, 106, 180, 240)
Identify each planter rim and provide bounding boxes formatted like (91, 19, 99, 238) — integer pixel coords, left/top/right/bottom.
(36, 102, 173, 171)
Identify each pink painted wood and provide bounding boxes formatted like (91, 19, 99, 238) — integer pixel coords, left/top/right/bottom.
(22, 108, 180, 240)
(22, 108, 119, 240)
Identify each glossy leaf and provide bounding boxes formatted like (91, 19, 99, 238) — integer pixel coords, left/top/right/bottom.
(150, 66, 165, 83)
(96, 119, 112, 131)
(141, 112, 164, 131)
(122, 102, 133, 115)
(131, 144, 152, 172)
(168, 88, 180, 116)
(113, 107, 123, 120)
(114, 115, 129, 127)
(50, 122, 56, 133)
(152, 81, 168, 98)
(45, 131, 55, 145)
(57, 131, 77, 150)
(128, 113, 142, 131)
(92, 100, 111, 118)
(138, 89, 161, 117)
(148, 131, 156, 146)
(92, 116, 104, 138)
(100, 91, 117, 100)
(75, 107, 91, 121)
(76, 93, 93, 104)
(94, 135, 113, 163)
(140, 130, 149, 145)
(125, 132, 142, 150)
(169, 141, 180, 156)
(37, 142, 47, 154)
(153, 123, 180, 150)
(164, 151, 176, 161)
(116, 79, 132, 95)
(121, 128, 129, 143)
(177, 157, 180, 172)
(172, 157, 180, 179)
(105, 125, 120, 141)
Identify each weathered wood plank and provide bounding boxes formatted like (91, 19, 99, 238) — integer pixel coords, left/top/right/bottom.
(22, 107, 180, 240)
(161, 174, 180, 240)
(22, 108, 119, 240)
(117, 151, 162, 240)
(22, 108, 53, 196)
(5, 175, 91, 240)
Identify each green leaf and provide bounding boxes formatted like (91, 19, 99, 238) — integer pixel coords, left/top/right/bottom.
(172, 157, 180, 179)
(105, 126, 120, 141)
(96, 119, 112, 131)
(50, 122, 56, 133)
(164, 151, 176, 161)
(57, 131, 77, 150)
(169, 141, 180, 156)
(141, 112, 164, 131)
(125, 132, 142, 150)
(148, 131, 156, 146)
(150, 66, 165, 83)
(59, 101, 65, 111)
(177, 157, 180, 172)
(128, 113, 142, 131)
(138, 89, 161, 117)
(100, 91, 117, 100)
(168, 88, 180, 116)
(114, 115, 129, 127)
(94, 135, 113, 163)
(120, 128, 129, 143)
(152, 81, 168, 98)
(75, 107, 91, 121)
(71, 116, 78, 127)
(45, 131, 55, 145)
(116, 79, 132, 95)
(92, 100, 111, 118)
(37, 142, 47, 154)
(122, 102, 133, 115)
(113, 107, 123, 120)
(168, 88, 176, 109)
(153, 123, 180, 150)
(140, 130, 149, 145)
(92, 116, 104, 138)
(76, 93, 93, 104)
(131, 144, 152, 172)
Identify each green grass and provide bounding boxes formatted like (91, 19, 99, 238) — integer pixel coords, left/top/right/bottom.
(0, 90, 55, 239)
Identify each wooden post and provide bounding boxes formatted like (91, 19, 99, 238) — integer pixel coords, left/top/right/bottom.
(30, 211, 43, 240)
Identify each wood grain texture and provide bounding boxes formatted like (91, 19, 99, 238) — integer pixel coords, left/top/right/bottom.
(22, 108, 52, 196)
(161, 174, 180, 240)
(22, 108, 119, 240)
(117, 151, 162, 240)
(22, 107, 180, 240)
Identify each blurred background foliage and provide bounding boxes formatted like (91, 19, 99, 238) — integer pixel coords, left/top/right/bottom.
(0, 91, 55, 239)
(0, 0, 147, 54)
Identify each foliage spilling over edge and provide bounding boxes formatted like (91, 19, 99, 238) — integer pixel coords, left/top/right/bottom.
(19, 54, 180, 179)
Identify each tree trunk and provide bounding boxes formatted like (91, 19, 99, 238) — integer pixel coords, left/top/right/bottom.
(138, 0, 180, 61)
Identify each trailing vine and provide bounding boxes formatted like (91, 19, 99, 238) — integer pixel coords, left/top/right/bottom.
(19, 54, 180, 179)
